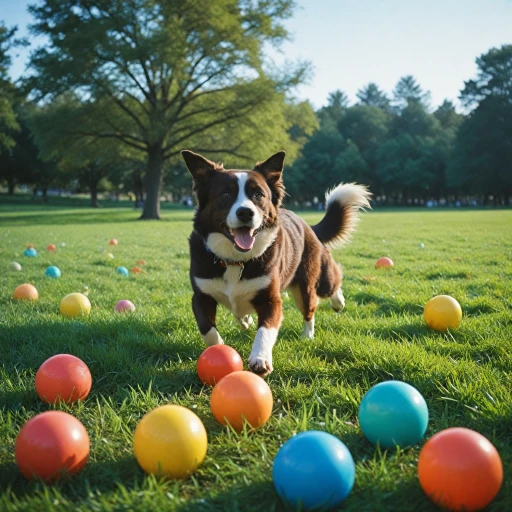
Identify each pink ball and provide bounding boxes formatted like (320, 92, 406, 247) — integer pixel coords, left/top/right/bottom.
(115, 300, 136, 313)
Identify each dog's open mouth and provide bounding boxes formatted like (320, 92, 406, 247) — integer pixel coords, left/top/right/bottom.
(225, 226, 256, 252)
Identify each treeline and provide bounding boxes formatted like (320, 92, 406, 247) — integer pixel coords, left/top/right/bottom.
(0, 2, 511, 213)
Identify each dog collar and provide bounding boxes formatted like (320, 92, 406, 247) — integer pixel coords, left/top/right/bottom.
(204, 243, 245, 279)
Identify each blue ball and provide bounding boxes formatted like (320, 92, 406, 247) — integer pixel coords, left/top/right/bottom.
(24, 248, 38, 257)
(45, 266, 61, 278)
(116, 266, 129, 276)
(358, 380, 428, 449)
(273, 431, 355, 511)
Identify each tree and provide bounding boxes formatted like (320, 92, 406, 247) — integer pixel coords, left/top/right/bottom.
(0, 23, 25, 153)
(317, 90, 349, 129)
(356, 83, 390, 110)
(392, 75, 431, 111)
(27, 0, 310, 219)
(448, 45, 512, 204)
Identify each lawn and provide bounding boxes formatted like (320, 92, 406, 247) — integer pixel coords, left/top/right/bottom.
(0, 205, 511, 511)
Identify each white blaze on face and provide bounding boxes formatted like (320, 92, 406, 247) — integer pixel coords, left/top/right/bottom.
(226, 172, 263, 251)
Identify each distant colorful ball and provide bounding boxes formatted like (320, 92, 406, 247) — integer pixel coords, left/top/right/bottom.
(418, 428, 503, 511)
(61, 242, 66, 247)
(26, 244, 35, 249)
(115, 299, 136, 313)
(273, 431, 355, 511)
(133, 405, 207, 479)
(15, 411, 90, 481)
(375, 257, 393, 269)
(106, 252, 115, 260)
(136, 259, 147, 266)
(35, 354, 92, 404)
(24, 248, 38, 258)
(197, 345, 244, 386)
(45, 266, 61, 278)
(358, 380, 428, 449)
(130, 266, 142, 274)
(424, 295, 462, 331)
(47, 244, 56, 252)
(60, 293, 91, 318)
(13, 284, 38, 301)
(109, 238, 118, 246)
(210, 371, 272, 431)
(116, 266, 129, 277)
(9, 261, 22, 271)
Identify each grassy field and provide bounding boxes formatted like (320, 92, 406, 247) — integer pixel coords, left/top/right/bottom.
(0, 204, 511, 511)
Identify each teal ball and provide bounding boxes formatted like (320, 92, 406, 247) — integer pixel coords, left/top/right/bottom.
(45, 266, 61, 278)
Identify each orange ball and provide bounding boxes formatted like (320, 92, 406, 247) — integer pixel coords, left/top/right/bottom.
(210, 371, 273, 431)
(13, 284, 38, 301)
(26, 243, 35, 249)
(136, 259, 147, 266)
(197, 345, 244, 386)
(130, 266, 142, 274)
(15, 411, 90, 481)
(109, 238, 118, 245)
(35, 354, 92, 404)
(418, 428, 503, 511)
(375, 257, 394, 269)
(47, 244, 56, 252)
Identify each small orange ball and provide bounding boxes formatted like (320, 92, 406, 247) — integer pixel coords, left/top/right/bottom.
(375, 257, 394, 269)
(13, 284, 38, 301)
(197, 345, 244, 386)
(26, 243, 35, 249)
(130, 266, 142, 274)
(418, 428, 503, 511)
(136, 259, 147, 266)
(15, 411, 90, 481)
(35, 354, 92, 404)
(47, 244, 56, 252)
(210, 371, 273, 431)
(109, 238, 118, 245)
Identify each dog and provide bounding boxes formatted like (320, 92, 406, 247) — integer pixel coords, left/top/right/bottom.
(182, 150, 371, 376)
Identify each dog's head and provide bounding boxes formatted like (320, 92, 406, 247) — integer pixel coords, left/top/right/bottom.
(182, 150, 286, 259)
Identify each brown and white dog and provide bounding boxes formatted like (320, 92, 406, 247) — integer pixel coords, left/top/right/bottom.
(182, 150, 371, 376)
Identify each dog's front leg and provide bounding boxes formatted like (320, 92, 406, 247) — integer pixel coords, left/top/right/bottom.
(248, 286, 282, 376)
(192, 291, 224, 346)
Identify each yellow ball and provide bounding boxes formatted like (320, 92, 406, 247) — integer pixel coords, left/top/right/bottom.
(133, 405, 207, 479)
(60, 293, 91, 318)
(424, 295, 462, 331)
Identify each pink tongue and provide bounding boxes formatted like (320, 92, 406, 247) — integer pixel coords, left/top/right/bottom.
(233, 230, 255, 250)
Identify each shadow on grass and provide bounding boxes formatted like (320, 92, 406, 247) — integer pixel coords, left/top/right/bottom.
(352, 292, 422, 317)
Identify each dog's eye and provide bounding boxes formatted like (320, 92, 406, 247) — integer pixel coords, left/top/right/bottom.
(253, 190, 264, 199)
(221, 191, 231, 198)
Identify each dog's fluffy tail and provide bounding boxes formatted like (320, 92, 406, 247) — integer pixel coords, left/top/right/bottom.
(311, 183, 372, 248)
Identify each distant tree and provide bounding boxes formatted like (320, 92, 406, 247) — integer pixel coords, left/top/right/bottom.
(449, 45, 512, 204)
(0, 23, 25, 153)
(27, 0, 310, 219)
(434, 100, 464, 130)
(392, 75, 431, 111)
(356, 83, 391, 110)
(317, 90, 349, 129)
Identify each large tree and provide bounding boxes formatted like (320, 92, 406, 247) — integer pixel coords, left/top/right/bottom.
(448, 45, 512, 204)
(27, 0, 310, 219)
(356, 82, 391, 110)
(392, 75, 431, 111)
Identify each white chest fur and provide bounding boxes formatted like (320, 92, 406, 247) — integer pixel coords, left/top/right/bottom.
(195, 267, 270, 318)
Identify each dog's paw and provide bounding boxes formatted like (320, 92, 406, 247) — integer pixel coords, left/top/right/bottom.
(201, 328, 224, 346)
(331, 289, 345, 312)
(236, 315, 253, 331)
(302, 319, 315, 339)
(248, 353, 273, 376)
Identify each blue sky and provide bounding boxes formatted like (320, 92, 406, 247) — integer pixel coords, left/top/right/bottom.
(2, 0, 511, 110)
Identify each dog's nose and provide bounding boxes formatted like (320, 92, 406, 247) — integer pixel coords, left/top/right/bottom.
(236, 207, 254, 222)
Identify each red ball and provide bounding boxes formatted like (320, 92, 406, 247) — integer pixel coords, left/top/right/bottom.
(47, 244, 56, 252)
(197, 345, 243, 386)
(375, 257, 394, 269)
(35, 354, 92, 404)
(418, 428, 503, 511)
(15, 411, 90, 481)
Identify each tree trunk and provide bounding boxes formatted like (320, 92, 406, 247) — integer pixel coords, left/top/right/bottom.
(90, 181, 99, 208)
(7, 178, 15, 195)
(140, 145, 163, 220)
(42, 187, 48, 202)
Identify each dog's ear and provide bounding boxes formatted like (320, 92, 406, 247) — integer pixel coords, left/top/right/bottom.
(181, 150, 219, 180)
(253, 151, 286, 206)
(181, 150, 222, 207)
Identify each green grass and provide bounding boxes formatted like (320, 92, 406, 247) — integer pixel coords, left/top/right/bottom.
(0, 205, 511, 511)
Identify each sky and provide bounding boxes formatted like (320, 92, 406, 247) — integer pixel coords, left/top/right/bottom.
(2, 0, 512, 110)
